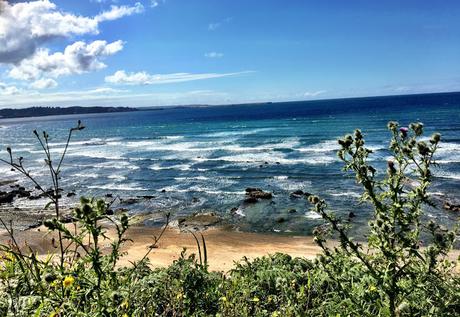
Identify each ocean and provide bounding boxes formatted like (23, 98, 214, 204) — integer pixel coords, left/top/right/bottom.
(1, 92, 459, 235)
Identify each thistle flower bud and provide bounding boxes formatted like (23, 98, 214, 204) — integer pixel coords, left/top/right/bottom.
(410, 122, 424, 136)
(387, 160, 396, 175)
(430, 133, 441, 144)
(399, 127, 409, 138)
(387, 121, 398, 132)
(309, 195, 320, 204)
(417, 141, 429, 156)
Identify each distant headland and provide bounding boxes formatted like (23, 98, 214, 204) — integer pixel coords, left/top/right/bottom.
(0, 106, 137, 119)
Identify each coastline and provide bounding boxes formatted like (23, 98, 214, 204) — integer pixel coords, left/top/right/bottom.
(0, 222, 321, 272)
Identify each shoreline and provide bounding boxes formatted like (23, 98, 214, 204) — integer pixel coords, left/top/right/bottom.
(0, 223, 322, 272)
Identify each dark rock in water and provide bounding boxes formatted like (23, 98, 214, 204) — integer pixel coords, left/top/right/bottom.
(290, 190, 304, 198)
(192, 197, 200, 203)
(230, 207, 238, 213)
(348, 211, 356, 219)
(444, 201, 460, 212)
(105, 193, 113, 198)
(290, 190, 311, 199)
(138, 195, 155, 200)
(264, 161, 269, 165)
(244, 196, 259, 204)
(0, 192, 15, 204)
(121, 197, 141, 205)
(276, 162, 280, 165)
(288, 208, 297, 213)
(161, 189, 166, 193)
(276, 217, 286, 223)
(67, 192, 76, 197)
(245, 188, 273, 200)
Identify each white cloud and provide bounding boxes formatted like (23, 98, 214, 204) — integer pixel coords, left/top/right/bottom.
(0, 0, 141, 64)
(95, 2, 144, 22)
(105, 70, 253, 85)
(205, 52, 224, 58)
(303, 90, 326, 97)
(30, 78, 58, 90)
(8, 40, 124, 81)
(0, 82, 20, 96)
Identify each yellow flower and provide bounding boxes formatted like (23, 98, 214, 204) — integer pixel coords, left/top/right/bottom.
(62, 276, 75, 288)
(252, 296, 260, 302)
(49, 310, 59, 317)
(219, 296, 227, 302)
(121, 299, 129, 309)
(122, 314, 129, 317)
(368, 285, 377, 292)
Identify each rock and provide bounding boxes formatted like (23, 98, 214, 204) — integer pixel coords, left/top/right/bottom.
(138, 195, 155, 200)
(67, 192, 76, 197)
(0, 192, 15, 204)
(245, 188, 273, 200)
(288, 208, 297, 213)
(290, 190, 304, 198)
(244, 196, 259, 204)
(121, 197, 141, 205)
(105, 193, 113, 198)
(348, 211, 356, 219)
(444, 201, 460, 212)
(276, 217, 286, 223)
(290, 190, 311, 199)
(177, 212, 222, 231)
(192, 197, 200, 203)
(161, 189, 166, 193)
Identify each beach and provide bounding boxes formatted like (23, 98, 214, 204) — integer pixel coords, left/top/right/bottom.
(0, 221, 321, 272)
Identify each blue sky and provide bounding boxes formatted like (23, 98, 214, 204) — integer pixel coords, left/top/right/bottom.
(0, 0, 459, 108)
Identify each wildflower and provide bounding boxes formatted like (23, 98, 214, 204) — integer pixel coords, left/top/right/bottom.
(219, 296, 227, 302)
(368, 285, 377, 292)
(62, 276, 75, 288)
(49, 310, 59, 317)
(399, 127, 409, 138)
(121, 299, 129, 309)
(122, 314, 129, 317)
(252, 296, 260, 302)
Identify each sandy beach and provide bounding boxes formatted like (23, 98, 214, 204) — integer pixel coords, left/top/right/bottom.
(0, 223, 322, 272)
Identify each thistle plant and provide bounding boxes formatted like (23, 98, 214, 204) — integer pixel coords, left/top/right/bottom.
(310, 122, 459, 316)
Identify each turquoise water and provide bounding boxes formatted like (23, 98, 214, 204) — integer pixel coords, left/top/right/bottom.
(1, 92, 459, 235)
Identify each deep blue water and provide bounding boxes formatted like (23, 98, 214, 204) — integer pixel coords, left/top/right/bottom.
(1, 92, 459, 235)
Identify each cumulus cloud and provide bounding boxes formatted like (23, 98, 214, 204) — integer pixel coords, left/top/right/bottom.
(0, 82, 20, 96)
(8, 40, 124, 81)
(204, 52, 224, 58)
(0, 0, 141, 64)
(29, 78, 58, 90)
(105, 70, 253, 85)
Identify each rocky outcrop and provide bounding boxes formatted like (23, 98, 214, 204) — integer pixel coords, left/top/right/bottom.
(175, 212, 222, 231)
(444, 201, 460, 212)
(244, 188, 273, 203)
(289, 190, 311, 199)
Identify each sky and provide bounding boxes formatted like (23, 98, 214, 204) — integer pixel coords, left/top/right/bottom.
(0, 0, 459, 108)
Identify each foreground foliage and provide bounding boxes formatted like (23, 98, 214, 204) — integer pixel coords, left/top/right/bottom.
(0, 122, 458, 316)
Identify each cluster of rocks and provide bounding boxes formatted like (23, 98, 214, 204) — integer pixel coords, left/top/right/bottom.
(444, 201, 460, 212)
(174, 211, 222, 232)
(244, 187, 273, 203)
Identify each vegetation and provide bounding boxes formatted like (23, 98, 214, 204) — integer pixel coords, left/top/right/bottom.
(0, 121, 458, 316)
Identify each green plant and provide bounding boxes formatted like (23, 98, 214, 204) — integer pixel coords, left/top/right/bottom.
(310, 122, 459, 316)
